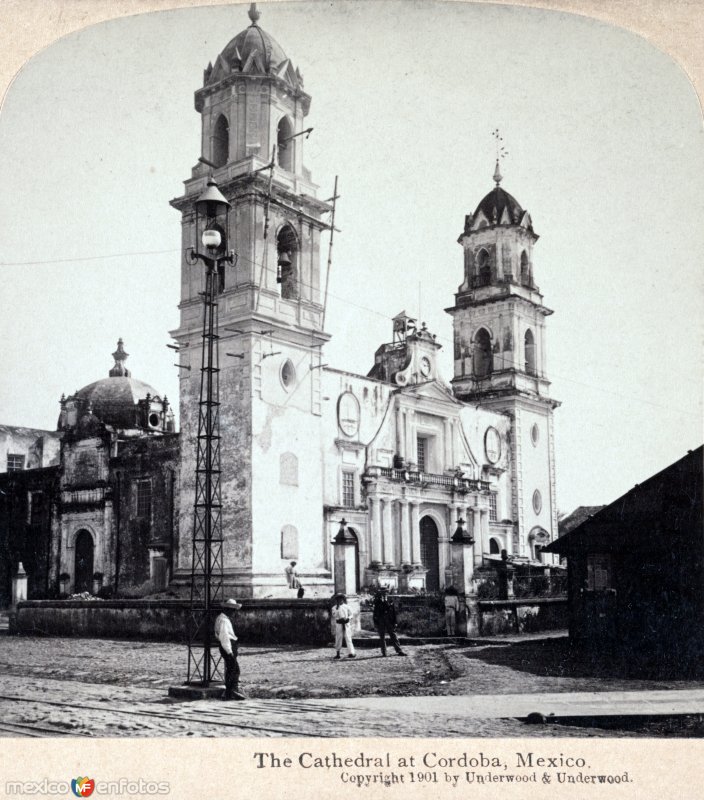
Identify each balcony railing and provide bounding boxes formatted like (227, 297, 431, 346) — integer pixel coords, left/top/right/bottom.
(369, 466, 490, 492)
(61, 487, 107, 506)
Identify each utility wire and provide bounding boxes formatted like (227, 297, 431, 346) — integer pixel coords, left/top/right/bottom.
(1, 244, 700, 419)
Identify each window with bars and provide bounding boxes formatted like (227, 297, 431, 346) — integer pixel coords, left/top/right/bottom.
(417, 438, 427, 472)
(489, 492, 498, 522)
(7, 453, 25, 472)
(586, 554, 612, 591)
(342, 471, 355, 508)
(136, 479, 152, 519)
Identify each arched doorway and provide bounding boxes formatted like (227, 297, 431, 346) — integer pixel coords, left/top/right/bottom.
(74, 530, 94, 594)
(489, 537, 501, 555)
(347, 527, 361, 593)
(419, 516, 440, 592)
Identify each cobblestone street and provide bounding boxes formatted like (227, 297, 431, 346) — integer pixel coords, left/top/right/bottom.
(1, 635, 703, 737)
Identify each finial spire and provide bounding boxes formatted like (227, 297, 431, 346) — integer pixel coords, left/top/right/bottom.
(109, 338, 131, 377)
(491, 127, 508, 186)
(248, 2, 261, 25)
(493, 159, 502, 187)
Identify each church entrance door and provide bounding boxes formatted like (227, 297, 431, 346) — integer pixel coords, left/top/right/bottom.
(420, 516, 440, 592)
(74, 530, 94, 594)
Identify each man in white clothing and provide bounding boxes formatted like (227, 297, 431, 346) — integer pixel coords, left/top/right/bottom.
(331, 594, 356, 659)
(214, 598, 245, 700)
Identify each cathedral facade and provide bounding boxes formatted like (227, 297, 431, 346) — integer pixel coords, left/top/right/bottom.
(169, 6, 558, 598)
(0, 6, 558, 604)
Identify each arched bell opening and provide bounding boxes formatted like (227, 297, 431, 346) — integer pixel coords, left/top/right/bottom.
(524, 329, 536, 376)
(212, 114, 229, 168)
(276, 225, 299, 299)
(277, 116, 294, 171)
(473, 328, 493, 378)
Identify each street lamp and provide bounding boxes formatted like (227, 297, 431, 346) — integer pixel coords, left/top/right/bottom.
(177, 176, 237, 696)
(188, 177, 235, 288)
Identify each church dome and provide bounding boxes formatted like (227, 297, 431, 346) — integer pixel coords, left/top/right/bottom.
(467, 160, 533, 232)
(203, 4, 300, 88)
(59, 340, 174, 434)
(473, 186, 524, 226)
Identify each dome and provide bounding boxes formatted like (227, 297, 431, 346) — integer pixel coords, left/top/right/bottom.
(473, 186, 524, 226)
(466, 161, 534, 233)
(59, 340, 174, 433)
(74, 376, 164, 430)
(203, 4, 301, 89)
(220, 21, 289, 72)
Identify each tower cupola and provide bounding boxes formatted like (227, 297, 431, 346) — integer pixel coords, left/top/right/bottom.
(446, 165, 555, 405)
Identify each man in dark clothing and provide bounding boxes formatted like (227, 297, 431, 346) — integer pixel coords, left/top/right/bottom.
(372, 586, 406, 657)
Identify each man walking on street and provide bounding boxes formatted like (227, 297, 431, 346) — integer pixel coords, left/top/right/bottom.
(214, 598, 245, 700)
(331, 593, 356, 659)
(372, 586, 406, 657)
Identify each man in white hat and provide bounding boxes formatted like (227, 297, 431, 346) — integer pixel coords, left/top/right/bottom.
(214, 599, 245, 700)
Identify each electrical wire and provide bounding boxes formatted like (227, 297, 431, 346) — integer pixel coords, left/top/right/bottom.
(0, 243, 700, 419)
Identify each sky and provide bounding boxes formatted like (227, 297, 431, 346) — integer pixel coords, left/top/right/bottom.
(0, 0, 701, 514)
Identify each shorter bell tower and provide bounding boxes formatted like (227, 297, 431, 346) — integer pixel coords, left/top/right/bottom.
(446, 163, 560, 556)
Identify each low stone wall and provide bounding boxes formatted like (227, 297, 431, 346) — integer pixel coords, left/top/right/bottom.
(476, 598, 567, 636)
(11, 599, 333, 645)
(360, 596, 567, 637)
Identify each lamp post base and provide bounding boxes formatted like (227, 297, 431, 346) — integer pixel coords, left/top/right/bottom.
(167, 682, 227, 700)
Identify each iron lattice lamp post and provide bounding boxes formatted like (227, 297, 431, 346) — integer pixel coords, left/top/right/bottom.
(184, 176, 235, 688)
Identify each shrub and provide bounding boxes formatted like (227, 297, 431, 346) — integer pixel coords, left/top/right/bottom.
(477, 579, 499, 599)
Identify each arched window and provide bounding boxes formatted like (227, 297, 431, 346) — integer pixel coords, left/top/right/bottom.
(520, 251, 530, 286)
(473, 328, 493, 378)
(277, 116, 294, 171)
(524, 329, 536, 376)
(212, 114, 229, 167)
(277, 225, 298, 299)
(476, 249, 491, 286)
(280, 525, 299, 560)
(489, 537, 501, 555)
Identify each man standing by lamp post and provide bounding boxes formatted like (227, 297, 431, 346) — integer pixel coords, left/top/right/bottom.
(214, 599, 245, 701)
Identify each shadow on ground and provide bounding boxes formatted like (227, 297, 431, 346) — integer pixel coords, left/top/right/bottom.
(460, 636, 704, 685)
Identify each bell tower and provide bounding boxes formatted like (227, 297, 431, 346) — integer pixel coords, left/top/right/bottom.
(446, 163, 560, 556)
(170, 4, 334, 596)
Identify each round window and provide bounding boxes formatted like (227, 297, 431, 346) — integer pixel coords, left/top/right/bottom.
(531, 423, 540, 446)
(148, 413, 161, 428)
(532, 489, 542, 515)
(280, 359, 296, 390)
(484, 426, 501, 464)
(337, 392, 360, 437)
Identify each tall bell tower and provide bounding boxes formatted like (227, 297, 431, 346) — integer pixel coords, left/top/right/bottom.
(170, 4, 334, 596)
(446, 163, 560, 557)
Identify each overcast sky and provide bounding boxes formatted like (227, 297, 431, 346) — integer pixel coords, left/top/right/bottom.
(0, 0, 701, 513)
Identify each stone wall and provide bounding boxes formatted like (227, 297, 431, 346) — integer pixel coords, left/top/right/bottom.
(12, 598, 333, 645)
(476, 598, 566, 636)
(359, 596, 567, 638)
